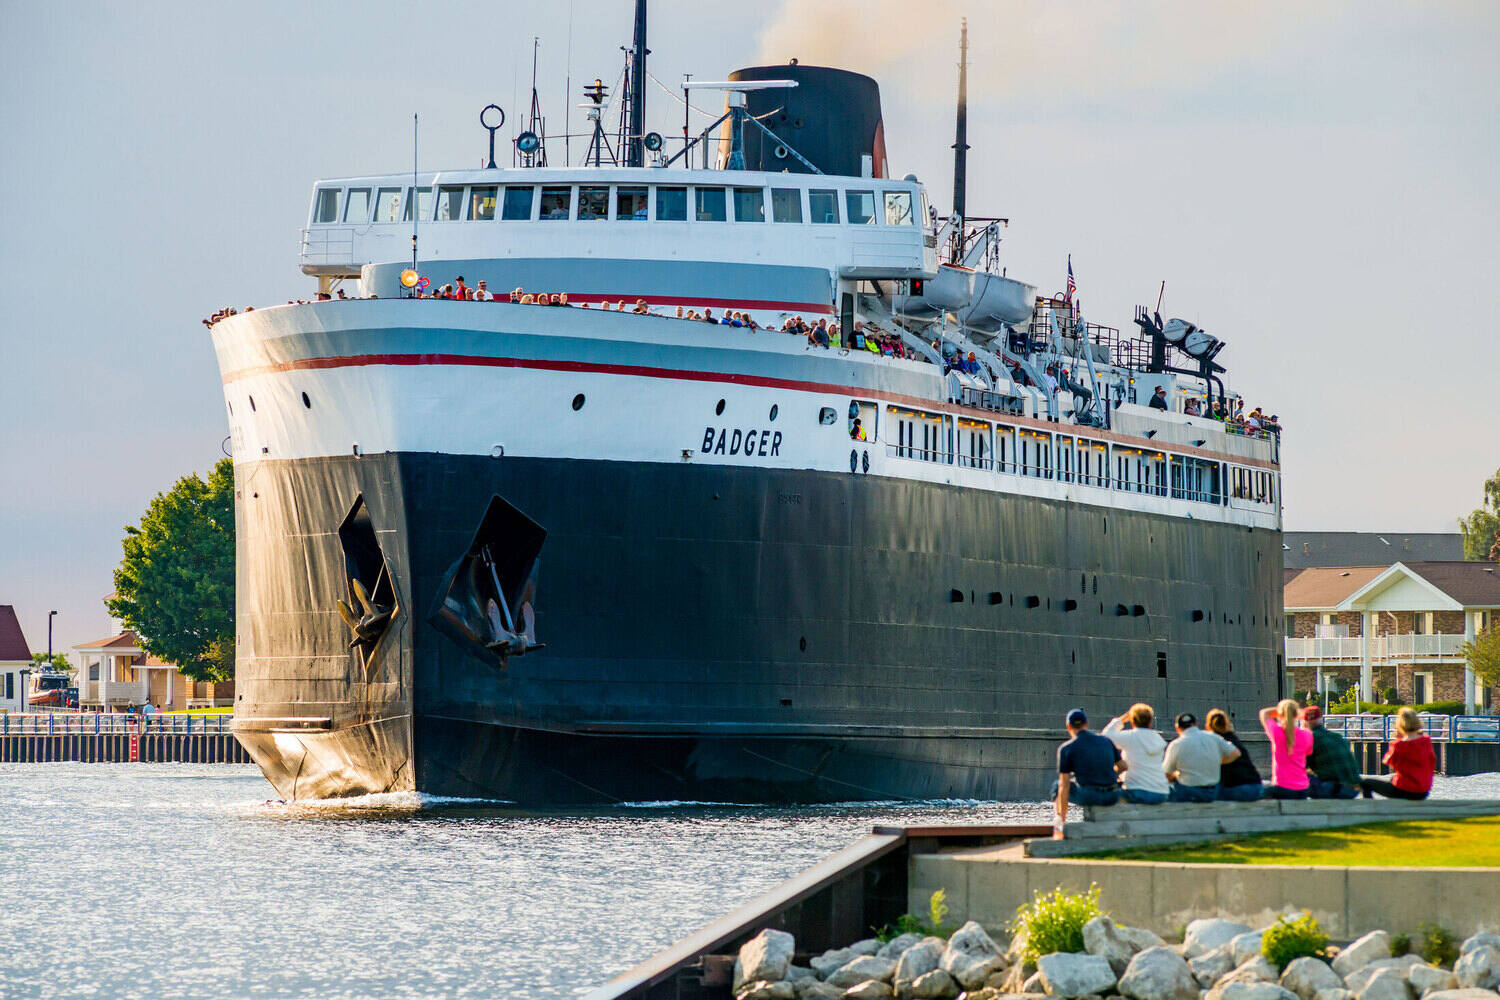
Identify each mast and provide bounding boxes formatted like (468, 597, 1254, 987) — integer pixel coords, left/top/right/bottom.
(951, 18, 969, 226)
(626, 0, 648, 166)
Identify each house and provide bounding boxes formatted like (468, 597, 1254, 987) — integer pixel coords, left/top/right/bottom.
(0, 605, 33, 713)
(1283, 531, 1463, 569)
(1283, 561, 1500, 712)
(72, 630, 232, 712)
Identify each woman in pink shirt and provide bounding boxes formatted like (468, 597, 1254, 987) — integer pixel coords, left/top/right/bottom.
(1259, 699, 1314, 800)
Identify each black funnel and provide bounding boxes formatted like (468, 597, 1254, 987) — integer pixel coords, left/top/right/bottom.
(722, 63, 887, 178)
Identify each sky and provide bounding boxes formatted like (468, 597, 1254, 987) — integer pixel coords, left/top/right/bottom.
(1, 0, 1497, 653)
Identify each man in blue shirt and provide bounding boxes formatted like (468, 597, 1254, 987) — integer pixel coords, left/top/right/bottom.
(1053, 708, 1125, 837)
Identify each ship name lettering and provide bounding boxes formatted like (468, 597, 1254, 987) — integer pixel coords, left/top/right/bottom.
(702, 426, 781, 458)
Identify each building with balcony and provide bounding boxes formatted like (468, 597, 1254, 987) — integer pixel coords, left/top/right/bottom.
(1284, 561, 1499, 711)
(0, 605, 33, 713)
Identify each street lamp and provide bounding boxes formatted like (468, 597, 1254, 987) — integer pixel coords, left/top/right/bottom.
(47, 610, 57, 667)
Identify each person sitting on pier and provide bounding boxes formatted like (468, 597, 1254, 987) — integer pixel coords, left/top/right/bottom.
(1163, 712, 1241, 803)
(1360, 707, 1435, 800)
(1301, 706, 1361, 799)
(1052, 708, 1125, 838)
(1102, 704, 1170, 805)
(1206, 708, 1263, 800)
(1259, 699, 1314, 799)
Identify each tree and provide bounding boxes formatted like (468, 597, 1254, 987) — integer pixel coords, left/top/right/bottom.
(106, 459, 235, 681)
(30, 652, 73, 676)
(1458, 467, 1500, 561)
(1464, 625, 1500, 698)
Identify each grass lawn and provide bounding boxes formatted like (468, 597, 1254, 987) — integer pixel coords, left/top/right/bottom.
(1092, 817, 1500, 867)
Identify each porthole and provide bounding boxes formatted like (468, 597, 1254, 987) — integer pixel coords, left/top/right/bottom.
(572, 393, 586, 411)
(490, 444, 504, 459)
(351, 443, 361, 457)
(799, 637, 807, 652)
(248, 396, 256, 412)
(818, 406, 836, 425)
(715, 398, 726, 416)
(301, 392, 311, 409)
(850, 450, 858, 472)
(769, 404, 779, 421)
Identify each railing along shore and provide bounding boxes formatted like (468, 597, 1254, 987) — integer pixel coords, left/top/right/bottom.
(0, 713, 249, 764)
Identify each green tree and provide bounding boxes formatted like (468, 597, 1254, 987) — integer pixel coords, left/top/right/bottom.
(106, 459, 235, 681)
(1458, 467, 1500, 561)
(30, 652, 73, 676)
(1463, 626, 1500, 695)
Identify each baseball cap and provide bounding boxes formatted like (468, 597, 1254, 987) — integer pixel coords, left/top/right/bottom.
(1301, 705, 1323, 723)
(1066, 708, 1087, 727)
(1176, 712, 1197, 728)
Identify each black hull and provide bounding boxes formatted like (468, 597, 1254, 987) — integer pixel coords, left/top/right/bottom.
(232, 453, 1283, 803)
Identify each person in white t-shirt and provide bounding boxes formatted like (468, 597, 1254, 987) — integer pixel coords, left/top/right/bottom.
(1102, 703, 1170, 804)
(473, 280, 493, 301)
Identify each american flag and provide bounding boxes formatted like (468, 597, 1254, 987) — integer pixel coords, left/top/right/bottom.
(1065, 255, 1077, 304)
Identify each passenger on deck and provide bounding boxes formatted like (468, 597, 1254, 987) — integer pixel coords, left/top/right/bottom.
(1052, 708, 1125, 838)
(474, 280, 492, 301)
(1259, 699, 1314, 799)
(1042, 364, 1060, 396)
(676, 306, 685, 319)
(1300, 706, 1360, 799)
(1102, 704, 1169, 805)
(813, 320, 830, 348)
(850, 417, 867, 441)
(1206, 708, 1263, 800)
(455, 277, 470, 299)
(702, 308, 718, 324)
(1163, 712, 1241, 803)
(1184, 398, 1201, 416)
(827, 322, 840, 348)
(1361, 707, 1435, 800)
(1148, 386, 1170, 410)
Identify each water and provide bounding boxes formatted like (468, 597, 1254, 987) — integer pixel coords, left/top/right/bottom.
(0, 763, 1056, 999)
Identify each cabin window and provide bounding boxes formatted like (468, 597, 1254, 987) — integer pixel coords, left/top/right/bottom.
(342, 188, 371, 222)
(616, 186, 648, 220)
(884, 190, 914, 226)
(501, 186, 534, 220)
(771, 188, 802, 223)
(809, 189, 840, 224)
(374, 187, 403, 222)
(540, 186, 572, 220)
(435, 185, 465, 221)
(656, 186, 687, 221)
(403, 186, 432, 222)
(469, 185, 498, 220)
(733, 187, 766, 222)
(577, 185, 608, 220)
(845, 190, 877, 225)
(695, 187, 727, 221)
(314, 188, 340, 224)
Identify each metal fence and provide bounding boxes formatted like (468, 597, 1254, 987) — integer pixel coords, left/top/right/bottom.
(1, 713, 232, 736)
(1325, 713, 1500, 742)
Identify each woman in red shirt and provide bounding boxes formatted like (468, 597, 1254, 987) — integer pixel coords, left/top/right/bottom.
(1361, 707, 1435, 800)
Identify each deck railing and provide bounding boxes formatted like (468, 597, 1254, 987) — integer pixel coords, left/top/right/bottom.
(1323, 713, 1500, 742)
(0, 713, 232, 736)
(1286, 634, 1470, 663)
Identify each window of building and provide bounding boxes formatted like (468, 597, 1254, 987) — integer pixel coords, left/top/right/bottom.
(733, 187, 765, 222)
(539, 186, 572, 220)
(809, 189, 839, 224)
(695, 187, 727, 221)
(771, 188, 802, 223)
(314, 188, 340, 224)
(577, 186, 608, 219)
(403, 186, 432, 222)
(845, 190, 877, 225)
(1285, 614, 1296, 637)
(89, 663, 99, 681)
(656, 186, 687, 220)
(343, 188, 371, 222)
(501, 186, 534, 221)
(435, 185, 465, 221)
(4, 672, 11, 700)
(884, 190, 914, 226)
(616, 186, 648, 220)
(469, 185, 498, 220)
(374, 187, 403, 222)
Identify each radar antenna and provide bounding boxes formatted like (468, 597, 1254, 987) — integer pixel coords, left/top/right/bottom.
(951, 18, 970, 264)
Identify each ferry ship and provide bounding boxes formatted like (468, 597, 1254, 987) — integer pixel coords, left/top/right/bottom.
(212, 8, 1284, 802)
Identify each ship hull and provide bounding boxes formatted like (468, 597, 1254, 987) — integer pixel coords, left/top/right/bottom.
(232, 450, 1283, 803)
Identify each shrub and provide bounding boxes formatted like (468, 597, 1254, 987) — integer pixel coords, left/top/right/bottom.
(1262, 912, 1329, 966)
(1418, 923, 1460, 967)
(876, 888, 952, 942)
(1010, 883, 1105, 962)
(1391, 932, 1411, 957)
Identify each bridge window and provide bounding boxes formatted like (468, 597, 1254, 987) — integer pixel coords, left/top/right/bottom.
(695, 187, 727, 221)
(771, 188, 802, 223)
(374, 187, 403, 222)
(733, 187, 766, 222)
(578, 185, 608, 220)
(540, 186, 572, 220)
(343, 188, 370, 222)
(845, 190, 877, 225)
(656, 186, 687, 221)
(616, 186, 648, 220)
(469, 185, 498, 220)
(403, 186, 432, 222)
(809, 189, 839, 224)
(884, 190, 914, 226)
(435, 185, 465, 221)
(501, 185, 534, 221)
(314, 188, 340, 224)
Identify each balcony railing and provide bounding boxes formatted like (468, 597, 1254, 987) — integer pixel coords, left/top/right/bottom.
(1285, 637, 1362, 661)
(1286, 633, 1470, 663)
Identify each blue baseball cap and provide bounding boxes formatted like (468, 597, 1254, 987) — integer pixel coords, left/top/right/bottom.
(1066, 709, 1087, 727)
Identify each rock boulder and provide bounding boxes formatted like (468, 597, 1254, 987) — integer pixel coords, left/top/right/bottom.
(1085, 916, 1141, 977)
(794, 982, 843, 1000)
(844, 981, 895, 1000)
(1423, 991, 1500, 1000)
(812, 943, 878, 980)
(1346, 957, 1426, 995)
(1037, 953, 1118, 997)
(1333, 932, 1392, 979)
(736, 981, 797, 1000)
(1408, 965, 1458, 996)
(880, 933, 926, 959)
(906, 969, 959, 999)
(940, 921, 1007, 989)
(1314, 989, 1355, 1000)
(1119, 946, 1200, 1000)
(1355, 967, 1414, 1000)
(1281, 957, 1345, 1000)
(1192, 944, 1239, 988)
(1212, 984, 1300, 1000)
(1233, 933, 1267, 966)
(1454, 946, 1500, 991)
(1460, 935, 1500, 958)
(894, 937, 947, 988)
(736, 930, 796, 990)
(1188, 920, 1258, 959)
(827, 956, 898, 989)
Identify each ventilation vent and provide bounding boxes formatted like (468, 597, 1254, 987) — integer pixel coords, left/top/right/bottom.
(1063, 599, 1078, 612)
(1191, 609, 1205, 622)
(1116, 604, 1130, 617)
(987, 592, 1003, 605)
(1025, 595, 1041, 609)
(1157, 650, 1168, 678)
(1132, 605, 1146, 617)
(949, 589, 964, 603)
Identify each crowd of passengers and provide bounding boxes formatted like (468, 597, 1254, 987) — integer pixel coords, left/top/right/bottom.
(1052, 700, 1434, 835)
(780, 316, 917, 358)
(1170, 391, 1282, 437)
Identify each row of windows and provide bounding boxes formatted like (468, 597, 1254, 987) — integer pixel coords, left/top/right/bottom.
(312, 182, 917, 227)
(879, 405, 1278, 508)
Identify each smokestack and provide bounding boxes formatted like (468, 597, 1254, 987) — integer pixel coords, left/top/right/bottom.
(951, 18, 969, 222)
(627, 0, 648, 167)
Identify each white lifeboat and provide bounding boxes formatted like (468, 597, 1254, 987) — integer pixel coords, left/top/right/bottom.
(889, 263, 975, 318)
(958, 272, 1036, 332)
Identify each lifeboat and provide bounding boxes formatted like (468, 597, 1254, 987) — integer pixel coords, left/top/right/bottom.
(889, 263, 975, 318)
(958, 272, 1036, 332)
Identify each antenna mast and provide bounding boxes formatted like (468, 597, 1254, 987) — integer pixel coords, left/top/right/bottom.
(527, 38, 548, 167)
(626, 0, 648, 166)
(951, 17, 969, 250)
